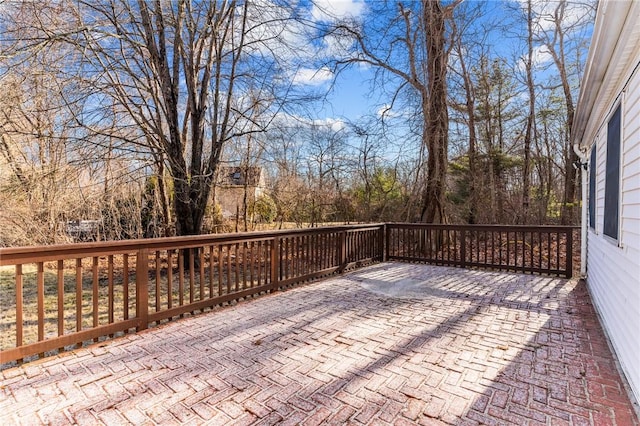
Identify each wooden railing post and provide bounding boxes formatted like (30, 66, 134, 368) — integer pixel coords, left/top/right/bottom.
(136, 249, 149, 331)
(339, 231, 347, 272)
(566, 229, 573, 278)
(270, 236, 280, 291)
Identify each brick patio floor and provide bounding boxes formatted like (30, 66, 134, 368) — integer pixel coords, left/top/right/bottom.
(1, 263, 638, 425)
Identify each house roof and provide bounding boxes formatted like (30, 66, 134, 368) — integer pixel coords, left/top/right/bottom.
(217, 166, 263, 187)
(571, 1, 640, 151)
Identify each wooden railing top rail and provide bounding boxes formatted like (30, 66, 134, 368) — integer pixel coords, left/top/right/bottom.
(0, 223, 385, 266)
(1, 222, 578, 365)
(386, 223, 580, 231)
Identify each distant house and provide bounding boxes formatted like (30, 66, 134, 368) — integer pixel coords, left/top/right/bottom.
(216, 166, 265, 219)
(64, 220, 101, 242)
(572, 1, 640, 403)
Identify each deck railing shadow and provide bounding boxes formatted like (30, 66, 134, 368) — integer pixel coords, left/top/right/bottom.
(5, 262, 634, 425)
(0, 223, 577, 367)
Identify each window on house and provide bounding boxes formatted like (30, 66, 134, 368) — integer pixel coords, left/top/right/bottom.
(589, 146, 596, 230)
(603, 104, 621, 240)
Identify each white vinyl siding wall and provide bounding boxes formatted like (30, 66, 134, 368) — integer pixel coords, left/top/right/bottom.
(587, 64, 640, 400)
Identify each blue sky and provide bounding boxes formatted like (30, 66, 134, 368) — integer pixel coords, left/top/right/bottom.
(291, 0, 593, 128)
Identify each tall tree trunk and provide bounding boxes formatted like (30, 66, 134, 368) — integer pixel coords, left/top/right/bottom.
(549, 0, 577, 225)
(420, 0, 450, 225)
(522, 0, 535, 224)
(456, 43, 478, 224)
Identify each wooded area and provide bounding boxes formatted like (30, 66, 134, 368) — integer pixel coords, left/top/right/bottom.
(0, 0, 594, 246)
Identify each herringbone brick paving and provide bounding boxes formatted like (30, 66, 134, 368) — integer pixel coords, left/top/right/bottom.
(1, 263, 638, 425)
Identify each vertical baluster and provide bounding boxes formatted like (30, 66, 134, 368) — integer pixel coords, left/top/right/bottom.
(304, 234, 314, 275)
(355, 231, 358, 262)
(537, 231, 542, 271)
(490, 230, 494, 266)
(391, 227, 395, 257)
(243, 241, 249, 289)
(298, 235, 302, 277)
(556, 231, 567, 271)
(283, 238, 288, 280)
(209, 246, 215, 297)
(522, 231, 526, 272)
(155, 251, 161, 312)
(234, 243, 240, 292)
(249, 242, 255, 288)
(261, 240, 265, 284)
(108, 255, 114, 325)
(291, 237, 296, 278)
(257, 241, 262, 286)
(302, 235, 306, 275)
(57, 260, 64, 337)
(189, 248, 195, 304)
(566, 229, 574, 278)
(16, 265, 23, 349)
(320, 232, 324, 270)
(226, 244, 232, 294)
(330, 233, 334, 268)
(342, 230, 354, 266)
(507, 231, 511, 271)
(547, 232, 551, 271)
(37, 262, 45, 347)
(217, 245, 223, 296)
(311, 234, 316, 273)
(331, 233, 335, 268)
(178, 250, 185, 308)
(318, 234, 322, 270)
(424, 228, 429, 261)
(483, 231, 487, 264)
(530, 231, 534, 271)
(75, 259, 83, 345)
(199, 247, 205, 299)
(498, 231, 502, 269)
(291, 235, 300, 278)
(167, 250, 173, 309)
(92, 257, 99, 335)
(300, 235, 305, 276)
(123, 254, 129, 321)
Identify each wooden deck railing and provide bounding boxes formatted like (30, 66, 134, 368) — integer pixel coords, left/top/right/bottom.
(0, 223, 576, 365)
(386, 224, 577, 278)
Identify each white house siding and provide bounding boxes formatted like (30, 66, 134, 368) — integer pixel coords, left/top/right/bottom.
(587, 62, 640, 401)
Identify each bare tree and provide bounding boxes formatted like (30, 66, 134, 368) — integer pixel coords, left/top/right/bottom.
(4, 0, 303, 237)
(536, 0, 595, 224)
(330, 0, 461, 224)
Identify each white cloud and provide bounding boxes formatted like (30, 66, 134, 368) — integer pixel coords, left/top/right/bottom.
(313, 117, 346, 132)
(311, 0, 366, 22)
(516, 44, 553, 72)
(271, 112, 346, 132)
(291, 66, 334, 86)
(243, 0, 321, 64)
(512, 0, 594, 33)
(320, 32, 355, 58)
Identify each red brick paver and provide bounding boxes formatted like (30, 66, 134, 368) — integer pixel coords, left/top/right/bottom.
(1, 263, 638, 425)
